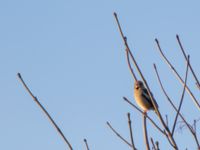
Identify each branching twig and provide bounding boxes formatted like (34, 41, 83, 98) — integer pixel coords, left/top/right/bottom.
(155, 39, 200, 111)
(154, 64, 200, 147)
(126, 47, 138, 81)
(127, 113, 137, 150)
(172, 55, 189, 135)
(106, 121, 132, 148)
(124, 96, 176, 147)
(114, 12, 177, 149)
(17, 73, 73, 150)
(84, 139, 90, 150)
(123, 97, 165, 134)
(143, 112, 150, 150)
(114, 12, 137, 81)
(176, 35, 200, 90)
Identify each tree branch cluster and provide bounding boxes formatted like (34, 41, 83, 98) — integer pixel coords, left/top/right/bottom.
(17, 12, 200, 150)
(107, 12, 200, 150)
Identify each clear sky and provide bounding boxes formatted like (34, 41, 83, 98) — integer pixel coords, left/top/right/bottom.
(1, 0, 200, 149)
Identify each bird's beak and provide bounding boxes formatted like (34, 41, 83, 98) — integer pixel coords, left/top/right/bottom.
(135, 85, 139, 90)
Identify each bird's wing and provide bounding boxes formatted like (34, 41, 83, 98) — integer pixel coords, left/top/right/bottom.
(143, 88, 153, 96)
(142, 88, 154, 106)
(142, 88, 158, 108)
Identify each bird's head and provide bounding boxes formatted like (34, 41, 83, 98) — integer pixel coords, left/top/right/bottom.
(134, 80, 144, 90)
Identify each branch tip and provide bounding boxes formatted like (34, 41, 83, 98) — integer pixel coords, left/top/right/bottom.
(155, 38, 159, 43)
(17, 74, 73, 149)
(17, 73, 21, 78)
(113, 12, 117, 17)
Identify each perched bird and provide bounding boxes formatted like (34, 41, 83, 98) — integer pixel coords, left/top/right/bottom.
(134, 80, 158, 112)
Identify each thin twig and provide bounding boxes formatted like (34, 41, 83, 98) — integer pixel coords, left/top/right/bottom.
(127, 113, 137, 150)
(174, 121, 200, 149)
(155, 141, 160, 150)
(193, 120, 197, 134)
(126, 47, 138, 81)
(165, 115, 169, 128)
(150, 138, 156, 150)
(17, 73, 73, 150)
(176, 121, 187, 133)
(123, 97, 165, 134)
(106, 121, 132, 147)
(143, 112, 150, 150)
(114, 12, 177, 149)
(114, 12, 137, 81)
(155, 39, 200, 111)
(84, 139, 90, 150)
(172, 56, 189, 135)
(176, 35, 200, 89)
(154, 64, 200, 147)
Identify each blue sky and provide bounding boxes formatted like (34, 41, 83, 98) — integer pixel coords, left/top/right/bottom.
(1, 0, 200, 149)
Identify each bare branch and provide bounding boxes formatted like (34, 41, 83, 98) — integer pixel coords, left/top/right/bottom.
(84, 139, 90, 150)
(123, 97, 165, 134)
(172, 55, 189, 135)
(106, 121, 132, 148)
(124, 97, 176, 148)
(176, 35, 200, 89)
(17, 73, 73, 150)
(126, 47, 138, 81)
(143, 112, 150, 150)
(155, 39, 200, 111)
(114, 13, 159, 119)
(127, 113, 137, 150)
(113, 12, 177, 149)
(113, 12, 137, 81)
(154, 64, 179, 113)
(154, 64, 200, 147)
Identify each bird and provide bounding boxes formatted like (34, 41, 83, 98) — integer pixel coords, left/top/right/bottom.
(134, 80, 158, 113)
